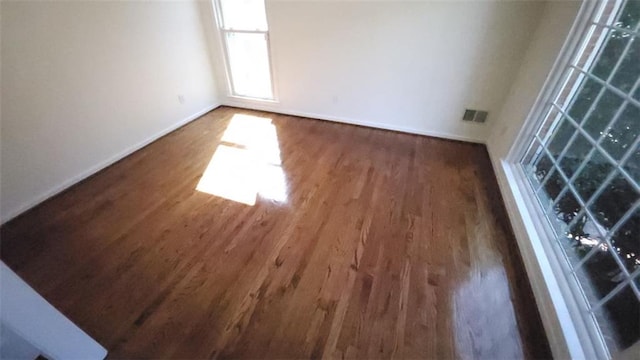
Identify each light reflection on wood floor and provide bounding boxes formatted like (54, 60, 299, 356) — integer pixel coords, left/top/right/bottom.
(1, 106, 551, 359)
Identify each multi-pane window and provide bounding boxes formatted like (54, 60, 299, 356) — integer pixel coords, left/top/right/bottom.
(521, 0, 639, 355)
(216, 0, 274, 99)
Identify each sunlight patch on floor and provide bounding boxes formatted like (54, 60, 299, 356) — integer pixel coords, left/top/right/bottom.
(196, 114, 288, 205)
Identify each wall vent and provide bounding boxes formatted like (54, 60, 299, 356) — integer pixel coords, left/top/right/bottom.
(462, 109, 488, 123)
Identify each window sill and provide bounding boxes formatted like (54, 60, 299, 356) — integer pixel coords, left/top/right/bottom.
(226, 94, 280, 104)
(495, 158, 607, 359)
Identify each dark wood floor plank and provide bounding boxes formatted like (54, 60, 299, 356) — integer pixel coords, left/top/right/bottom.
(1, 106, 551, 359)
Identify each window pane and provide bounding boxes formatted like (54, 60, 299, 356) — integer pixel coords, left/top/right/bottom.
(548, 118, 576, 157)
(567, 78, 603, 122)
(615, 0, 640, 31)
(573, 150, 615, 201)
(525, 147, 553, 185)
(553, 189, 581, 224)
(592, 29, 631, 81)
(538, 170, 566, 207)
(559, 132, 591, 178)
(622, 146, 640, 185)
(610, 209, 640, 274)
(593, 285, 640, 352)
(219, 0, 268, 31)
(582, 88, 625, 140)
(610, 35, 639, 94)
(561, 213, 602, 266)
(225, 32, 273, 99)
(589, 172, 639, 229)
(575, 247, 625, 305)
(601, 104, 640, 160)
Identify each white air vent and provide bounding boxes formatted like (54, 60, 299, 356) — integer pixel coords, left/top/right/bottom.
(462, 109, 488, 123)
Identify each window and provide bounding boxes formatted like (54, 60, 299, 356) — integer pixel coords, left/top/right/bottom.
(520, 0, 639, 356)
(215, 0, 274, 100)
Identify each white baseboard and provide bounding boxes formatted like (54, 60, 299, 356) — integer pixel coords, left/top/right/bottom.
(222, 99, 486, 144)
(1, 103, 220, 224)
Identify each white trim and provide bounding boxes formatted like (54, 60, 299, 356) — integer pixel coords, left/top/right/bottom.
(1, 262, 107, 359)
(221, 99, 486, 144)
(1, 103, 220, 224)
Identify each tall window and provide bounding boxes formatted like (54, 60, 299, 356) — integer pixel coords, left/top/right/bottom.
(216, 0, 274, 100)
(521, 0, 639, 355)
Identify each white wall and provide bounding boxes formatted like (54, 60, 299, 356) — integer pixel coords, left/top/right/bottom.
(0, 1, 221, 222)
(487, 1, 582, 162)
(214, 0, 546, 143)
(485, 1, 584, 359)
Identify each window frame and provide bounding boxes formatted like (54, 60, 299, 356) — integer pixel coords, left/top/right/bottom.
(505, 0, 640, 358)
(212, 0, 278, 102)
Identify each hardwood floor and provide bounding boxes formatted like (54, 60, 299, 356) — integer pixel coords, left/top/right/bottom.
(1, 106, 551, 359)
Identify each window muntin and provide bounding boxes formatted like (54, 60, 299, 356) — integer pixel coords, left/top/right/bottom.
(520, 0, 640, 355)
(217, 0, 274, 100)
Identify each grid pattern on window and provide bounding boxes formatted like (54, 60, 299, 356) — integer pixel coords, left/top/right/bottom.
(520, 0, 640, 354)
